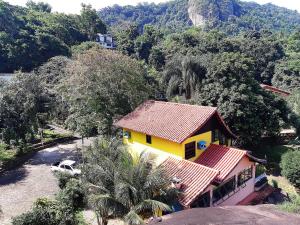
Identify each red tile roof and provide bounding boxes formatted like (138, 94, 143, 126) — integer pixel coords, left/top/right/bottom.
(260, 84, 291, 97)
(195, 144, 247, 182)
(161, 157, 219, 207)
(114, 100, 235, 143)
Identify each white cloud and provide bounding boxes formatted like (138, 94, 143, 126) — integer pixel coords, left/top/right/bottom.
(5, 0, 300, 14)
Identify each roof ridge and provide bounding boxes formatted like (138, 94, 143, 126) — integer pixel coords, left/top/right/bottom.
(149, 100, 217, 110)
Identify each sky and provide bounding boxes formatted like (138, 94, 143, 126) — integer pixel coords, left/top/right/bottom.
(6, 0, 300, 14)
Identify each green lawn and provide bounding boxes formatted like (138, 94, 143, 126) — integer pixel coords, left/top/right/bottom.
(42, 129, 71, 143)
(0, 143, 16, 162)
(0, 129, 72, 167)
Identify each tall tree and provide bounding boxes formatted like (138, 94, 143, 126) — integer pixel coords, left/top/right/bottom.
(162, 54, 206, 99)
(79, 4, 107, 41)
(26, 0, 52, 13)
(61, 48, 151, 135)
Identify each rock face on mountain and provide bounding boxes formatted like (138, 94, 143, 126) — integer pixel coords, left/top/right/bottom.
(188, 0, 241, 26)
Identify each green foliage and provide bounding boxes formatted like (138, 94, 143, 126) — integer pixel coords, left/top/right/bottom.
(280, 151, 300, 189)
(82, 137, 178, 225)
(0, 73, 48, 145)
(26, 1, 52, 13)
(57, 178, 86, 209)
(61, 48, 151, 135)
(99, 0, 300, 35)
(0, 1, 106, 73)
(79, 4, 107, 41)
(279, 195, 300, 213)
(71, 41, 102, 55)
(56, 172, 74, 189)
(12, 197, 80, 225)
(99, 0, 191, 33)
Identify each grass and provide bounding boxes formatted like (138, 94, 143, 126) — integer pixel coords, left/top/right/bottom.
(268, 175, 297, 195)
(279, 194, 300, 214)
(41, 129, 71, 143)
(0, 143, 16, 162)
(0, 129, 72, 168)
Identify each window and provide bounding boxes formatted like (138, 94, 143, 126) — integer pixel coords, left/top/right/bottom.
(238, 166, 253, 186)
(185, 142, 196, 159)
(212, 176, 236, 203)
(146, 135, 152, 144)
(219, 133, 226, 145)
(123, 130, 131, 139)
(212, 130, 219, 142)
(64, 165, 72, 170)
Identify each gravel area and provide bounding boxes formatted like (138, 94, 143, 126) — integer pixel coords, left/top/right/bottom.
(0, 140, 83, 225)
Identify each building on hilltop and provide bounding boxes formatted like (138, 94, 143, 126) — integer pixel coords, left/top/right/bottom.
(114, 100, 266, 209)
(260, 84, 291, 97)
(96, 33, 116, 49)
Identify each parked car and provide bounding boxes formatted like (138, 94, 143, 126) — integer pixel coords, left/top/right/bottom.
(51, 160, 81, 176)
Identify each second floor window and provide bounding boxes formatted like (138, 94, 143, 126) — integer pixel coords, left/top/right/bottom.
(146, 135, 152, 144)
(185, 142, 196, 159)
(212, 129, 219, 142)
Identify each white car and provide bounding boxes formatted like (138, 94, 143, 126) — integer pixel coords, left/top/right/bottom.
(51, 160, 81, 176)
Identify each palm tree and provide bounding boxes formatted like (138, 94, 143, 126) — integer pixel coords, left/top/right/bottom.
(162, 55, 207, 99)
(82, 137, 178, 225)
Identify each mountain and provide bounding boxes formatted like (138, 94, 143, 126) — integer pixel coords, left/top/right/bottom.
(99, 0, 300, 34)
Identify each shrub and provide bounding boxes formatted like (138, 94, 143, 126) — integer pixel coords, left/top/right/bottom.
(55, 172, 74, 189)
(57, 179, 86, 209)
(279, 195, 300, 213)
(12, 198, 81, 225)
(280, 151, 300, 189)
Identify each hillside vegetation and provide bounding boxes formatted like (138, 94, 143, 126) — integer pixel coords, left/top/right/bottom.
(99, 0, 300, 34)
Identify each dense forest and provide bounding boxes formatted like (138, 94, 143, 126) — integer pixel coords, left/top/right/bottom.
(0, 0, 300, 148)
(0, 0, 106, 72)
(99, 0, 300, 34)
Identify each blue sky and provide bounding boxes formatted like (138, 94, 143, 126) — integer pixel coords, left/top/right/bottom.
(6, 0, 300, 14)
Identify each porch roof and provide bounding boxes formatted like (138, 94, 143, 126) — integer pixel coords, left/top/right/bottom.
(195, 144, 248, 182)
(161, 157, 219, 207)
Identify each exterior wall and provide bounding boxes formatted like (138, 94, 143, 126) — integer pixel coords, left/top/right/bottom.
(123, 129, 184, 158)
(123, 129, 231, 162)
(216, 157, 256, 206)
(182, 131, 214, 161)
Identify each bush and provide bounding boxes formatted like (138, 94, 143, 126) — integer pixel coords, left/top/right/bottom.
(279, 195, 300, 213)
(56, 172, 74, 189)
(57, 179, 86, 209)
(12, 198, 81, 225)
(280, 151, 300, 189)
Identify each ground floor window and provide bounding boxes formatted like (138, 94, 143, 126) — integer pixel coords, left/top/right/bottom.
(238, 166, 253, 186)
(185, 142, 196, 159)
(213, 176, 236, 203)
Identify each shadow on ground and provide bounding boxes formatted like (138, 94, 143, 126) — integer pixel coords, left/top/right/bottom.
(0, 167, 28, 185)
(26, 148, 81, 166)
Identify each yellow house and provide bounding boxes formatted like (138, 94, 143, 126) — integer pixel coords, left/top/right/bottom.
(114, 100, 236, 162)
(115, 100, 266, 209)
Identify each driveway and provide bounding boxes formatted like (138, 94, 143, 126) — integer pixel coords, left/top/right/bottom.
(0, 139, 88, 225)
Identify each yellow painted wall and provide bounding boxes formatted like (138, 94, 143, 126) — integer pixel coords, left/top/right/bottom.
(123, 129, 231, 161)
(181, 131, 210, 161)
(123, 129, 184, 158)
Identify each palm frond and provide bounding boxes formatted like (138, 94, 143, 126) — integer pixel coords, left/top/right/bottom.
(124, 210, 145, 225)
(134, 199, 171, 214)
